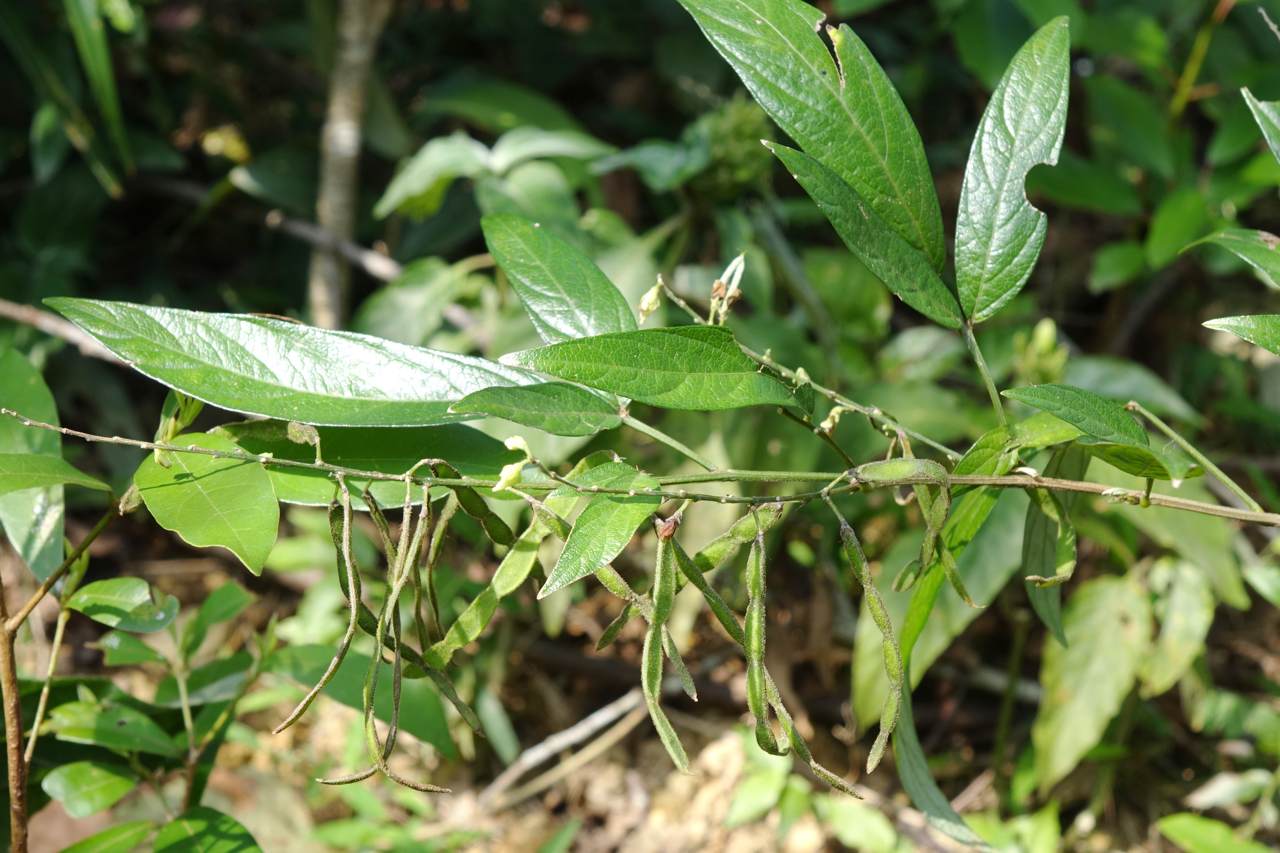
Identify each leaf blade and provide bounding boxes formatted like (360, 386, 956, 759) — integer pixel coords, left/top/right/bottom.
(451, 382, 622, 436)
(0, 453, 110, 496)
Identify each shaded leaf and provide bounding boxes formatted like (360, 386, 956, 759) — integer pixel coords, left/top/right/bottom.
(1157, 813, 1271, 853)
(1140, 559, 1213, 697)
(181, 582, 254, 660)
(374, 132, 489, 219)
(95, 630, 166, 666)
(488, 127, 614, 174)
(1189, 228, 1280, 291)
(0, 453, 109, 496)
(40, 761, 136, 818)
(67, 578, 179, 633)
(62, 820, 155, 853)
(451, 382, 622, 436)
(47, 700, 183, 757)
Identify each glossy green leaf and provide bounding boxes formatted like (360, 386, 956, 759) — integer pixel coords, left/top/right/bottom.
(677, 0, 945, 268)
(1004, 383, 1144, 445)
(1140, 559, 1213, 697)
(0, 453, 109, 496)
(181, 582, 254, 660)
(154, 807, 262, 853)
(153, 653, 253, 709)
(135, 432, 278, 573)
(48, 298, 534, 427)
(1242, 87, 1280, 167)
(62, 820, 156, 853)
(67, 578, 179, 633)
(47, 700, 183, 757)
(1189, 229, 1280, 291)
(216, 420, 516, 509)
(767, 143, 962, 329)
(540, 462, 660, 598)
(504, 325, 793, 410)
(451, 382, 622, 436)
(0, 349, 65, 579)
(63, 0, 132, 171)
(1204, 314, 1280, 357)
(956, 17, 1069, 322)
(482, 214, 635, 342)
(41, 761, 136, 818)
(1032, 575, 1151, 792)
(374, 131, 489, 219)
(95, 630, 167, 666)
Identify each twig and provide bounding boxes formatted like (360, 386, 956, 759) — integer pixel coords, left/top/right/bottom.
(0, 568, 27, 852)
(0, 299, 122, 364)
(5, 505, 116, 635)
(1128, 400, 1262, 512)
(962, 323, 1007, 427)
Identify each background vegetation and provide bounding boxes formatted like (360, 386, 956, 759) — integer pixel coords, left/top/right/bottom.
(0, 0, 1279, 850)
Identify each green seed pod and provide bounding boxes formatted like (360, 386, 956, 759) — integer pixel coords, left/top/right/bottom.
(652, 535, 676, 626)
(642, 621, 689, 772)
(431, 462, 515, 546)
(596, 602, 637, 651)
(744, 534, 782, 755)
(692, 501, 785, 574)
(855, 457, 948, 486)
(672, 540, 746, 647)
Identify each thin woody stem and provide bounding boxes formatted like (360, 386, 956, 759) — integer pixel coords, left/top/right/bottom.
(5, 505, 117, 635)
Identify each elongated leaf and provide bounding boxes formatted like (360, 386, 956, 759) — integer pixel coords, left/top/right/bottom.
(1242, 87, 1280, 167)
(0, 453, 109, 496)
(451, 382, 622, 436)
(0, 349, 65, 579)
(154, 807, 262, 853)
(894, 683, 986, 846)
(374, 131, 490, 219)
(67, 578, 179, 633)
(504, 325, 794, 410)
(1204, 314, 1280, 357)
(767, 143, 962, 329)
(1140, 559, 1213, 697)
(956, 18, 1069, 322)
(1062, 356, 1200, 424)
(41, 761, 136, 818)
(678, 0, 945, 268)
(63, 0, 132, 170)
(62, 820, 156, 853)
(1157, 813, 1272, 853)
(95, 630, 166, 666)
(48, 298, 533, 427)
(215, 420, 517, 509)
(47, 700, 183, 757)
(1032, 575, 1151, 793)
(1189, 229, 1280, 291)
(540, 462, 660, 598)
(1023, 444, 1089, 645)
(135, 432, 278, 573)
(488, 127, 615, 174)
(1004, 384, 1144, 445)
(181, 582, 254, 660)
(483, 214, 634, 343)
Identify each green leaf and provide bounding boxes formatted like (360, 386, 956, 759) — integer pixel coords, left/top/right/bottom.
(47, 700, 184, 757)
(153, 653, 253, 709)
(1024, 445, 1088, 645)
(0, 453, 109, 496)
(812, 793, 903, 850)
(422, 75, 581, 134)
(766, 143, 962, 329)
(154, 807, 262, 853)
(956, 17, 1069, 323)
(1088, 240, 1146, 293)
(181, 582, 254, 660)
(1140, 559, 1213, 697)
(48, 298, 534, 427)
(351, 258, 479, 347)
(488, 127, 615, 174)
(1062, 356, 1199, 423)
(1157, 813, 1272, 853)
(0, 349, 66, 579)
(1188, 229, 1280, 291)
(62, 820, 155, 853)
(1003, 383, 1145, 445)
(216, 420, 516, 509)
(1026, 150, 1141, 217)
(1242, 87, 1280, 167)
(1032, 575, 1151, 793)
(482, 214, 635, 343)
(1146, 187, 1209, 269)
(1204, 314, 1280, 357)
(540, 462, 660, 598)
(63, 0, 132, 171)
(504, 326, 794, 410)
(95, 630, 167, 666)
(677, 0, 945, 268)
(67, 578, 179, 633)
(451, 382, 622, 436)
(1085, 76, 1174, 179)
(134, 432, 279, 573)
(40, 761, 136, 818)
(374, 131, 490, 219)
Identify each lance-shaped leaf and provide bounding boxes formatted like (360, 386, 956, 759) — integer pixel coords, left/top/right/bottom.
(66, 578, 179, 633)
(540, 462, 660, 598)
(1204, 314, 1280, 357)
(767, 143, 962, 329)
(956, 18, 1069, 322)
(134, 432, 279, 573)
(677, 0, 945, 268)
(482, 214, 635, 342)
(503, 325, 794, 410)
(1242, 87, 1280, 166)
(47, 298, 534, 427)
(1032, 575, 1151, 793)
(451, 382, 622, 436)
(0, 453, 109, 496)
(63, 0, 132, 171)
(1189, 229, 1280, 291)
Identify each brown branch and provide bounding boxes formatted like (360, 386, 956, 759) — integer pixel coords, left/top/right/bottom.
(0, 570, 27, 852)
(0, 299, 122, 364)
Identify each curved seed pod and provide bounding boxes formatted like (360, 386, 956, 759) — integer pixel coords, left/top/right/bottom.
(274, 480, 362, 734)
(763, 670, 858, 797)
(642, 619, 689, 771)
(939, 545, 980, 608)
(432, 462, 515, 546)
(855, 457, 949, 486)
(661, 626, 697, 701)
(826, 496, 903, 774)
(892, 559, 923, 593)
(691, 501, 786, 574)
(672, 540, 746, 647)
(652, 534, 676, 626)
(744, 532, 783, 755)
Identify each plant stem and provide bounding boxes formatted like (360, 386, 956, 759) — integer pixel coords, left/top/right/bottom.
(1127, 401, 1262, 511)
(0, 567, 27, 853)
(992, 608, 1029, 800)
(5, 505, 116, 634)
(962, 322, 1007, 427)
(1170, 0, 1235, 118)
(621, 415, 716, 471)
